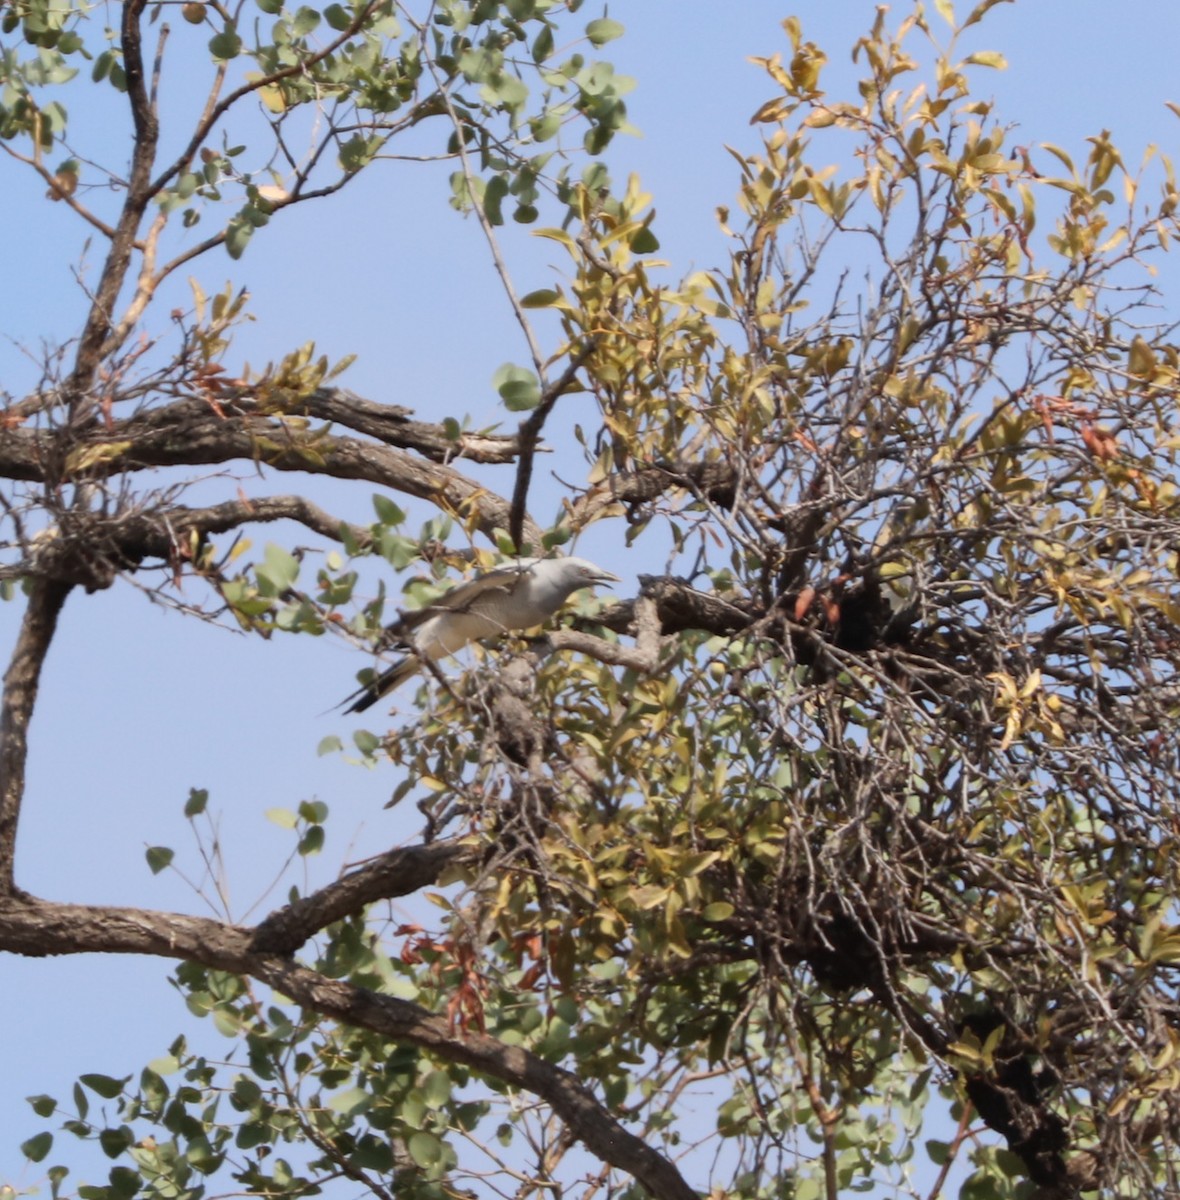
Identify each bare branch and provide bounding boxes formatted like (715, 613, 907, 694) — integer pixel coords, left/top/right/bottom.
(548, 594, 666, 673)
(61, 0, 159, 414)
(425, 55, 545, 381)
(0, 141, 120, 240)
(508, 340, 598, 551)
(250, 839, 473, 953)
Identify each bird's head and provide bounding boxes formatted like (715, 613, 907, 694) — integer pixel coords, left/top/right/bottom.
(550, 556, 621, 592)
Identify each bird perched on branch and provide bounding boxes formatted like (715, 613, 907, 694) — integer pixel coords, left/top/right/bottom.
(341, 556, 621, 713)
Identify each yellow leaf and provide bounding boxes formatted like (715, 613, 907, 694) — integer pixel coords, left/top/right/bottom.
(947, 1040, 984, 1065)
(258, 85, 286, 114)
(1128, 335, 1157, 379)
(1018, 669, 1042, 700)
(987, 671, 1018, 703)
(65, 441, 133, 474)
(965, 50, 1007, 69)
(750, 97, 794, 125)
(802, 108, 837, 128)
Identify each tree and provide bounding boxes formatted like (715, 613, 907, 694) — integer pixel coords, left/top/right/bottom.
(4, 1, 1180, 1198)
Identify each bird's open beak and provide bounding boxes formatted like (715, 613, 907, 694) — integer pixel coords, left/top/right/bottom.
(591, 569, 622, 586)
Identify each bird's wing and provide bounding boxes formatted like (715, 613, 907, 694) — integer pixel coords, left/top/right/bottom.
(390, 561, 539, 634)
(342, 562, 544, 711)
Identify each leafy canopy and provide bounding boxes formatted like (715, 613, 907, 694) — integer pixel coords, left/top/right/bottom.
(5, 3, 1180, 1200)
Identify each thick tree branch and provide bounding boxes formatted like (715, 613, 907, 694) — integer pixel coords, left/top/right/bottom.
(250, 840, 473, 954)
(0, 580, 72, 894)
(593, 576, 756, 640)
(6, 497, 373, 589)
(569, 460, 739, 528)
(297, 387, 524, 464)
(0, 396, 541, 545)
(122, 495, 375, 561)
(549, 594, 666, 673)
(0, 893, 699, 1200)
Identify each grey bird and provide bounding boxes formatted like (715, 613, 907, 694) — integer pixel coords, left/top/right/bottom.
(341, 556, 621, 713)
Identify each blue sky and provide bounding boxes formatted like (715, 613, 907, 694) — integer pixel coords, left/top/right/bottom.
(2, 0, 1179, 1191)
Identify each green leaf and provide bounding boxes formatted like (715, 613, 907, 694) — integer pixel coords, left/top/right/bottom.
(99, 1126, 133, 1158)
(185, 787, 208, 816)
(422, 1070, 452, 1107)
(531, 109, 561, 141)
(185, 1134, 223, 1171)
(80, 1074, 126, 1100)
(291, 6, 321, 36)
(21, 1131, 53, 1162)
(298, 799, 329, 823)
(926, 1139, 950, 1165)
(208, 25, 242, 60)
(585, 17, 624, 46)
(532, 25, 554, 62)
(339, 134, 382, 173)
(483, 173, 509, 224)
(328, 1086, 370, 1115)
(236, 1121, 270, 1149)
(373, 494, 406, 526)
(407, 1130, 444, 1167)
(317, 735, 343, 756)
(257, 543, 299, 593)
(298, 825, 325, 856)
(212, 1006, 242, 1037)
(145, 846, 174, 874)
(350, 1134, 394, 1170)
(379, 529, 418, 569)
(224, 213, 254, 260)
(353, 729, 381, 755)
(520, 288, 560, 308)
(266, 807, 298, 829)
(493, 363, 542, 411)
(108, 1168, 140, 1200)
(27, 1094, 57, 1118)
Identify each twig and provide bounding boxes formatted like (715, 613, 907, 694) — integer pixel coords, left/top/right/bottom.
(423, 47, 546, 381)
(508, 339, 599, 551)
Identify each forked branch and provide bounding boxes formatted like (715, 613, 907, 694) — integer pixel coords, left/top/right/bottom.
(0, 890, 699, 1200)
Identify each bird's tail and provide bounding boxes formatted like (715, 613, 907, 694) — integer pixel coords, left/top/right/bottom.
(340, 657, 419, 714)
